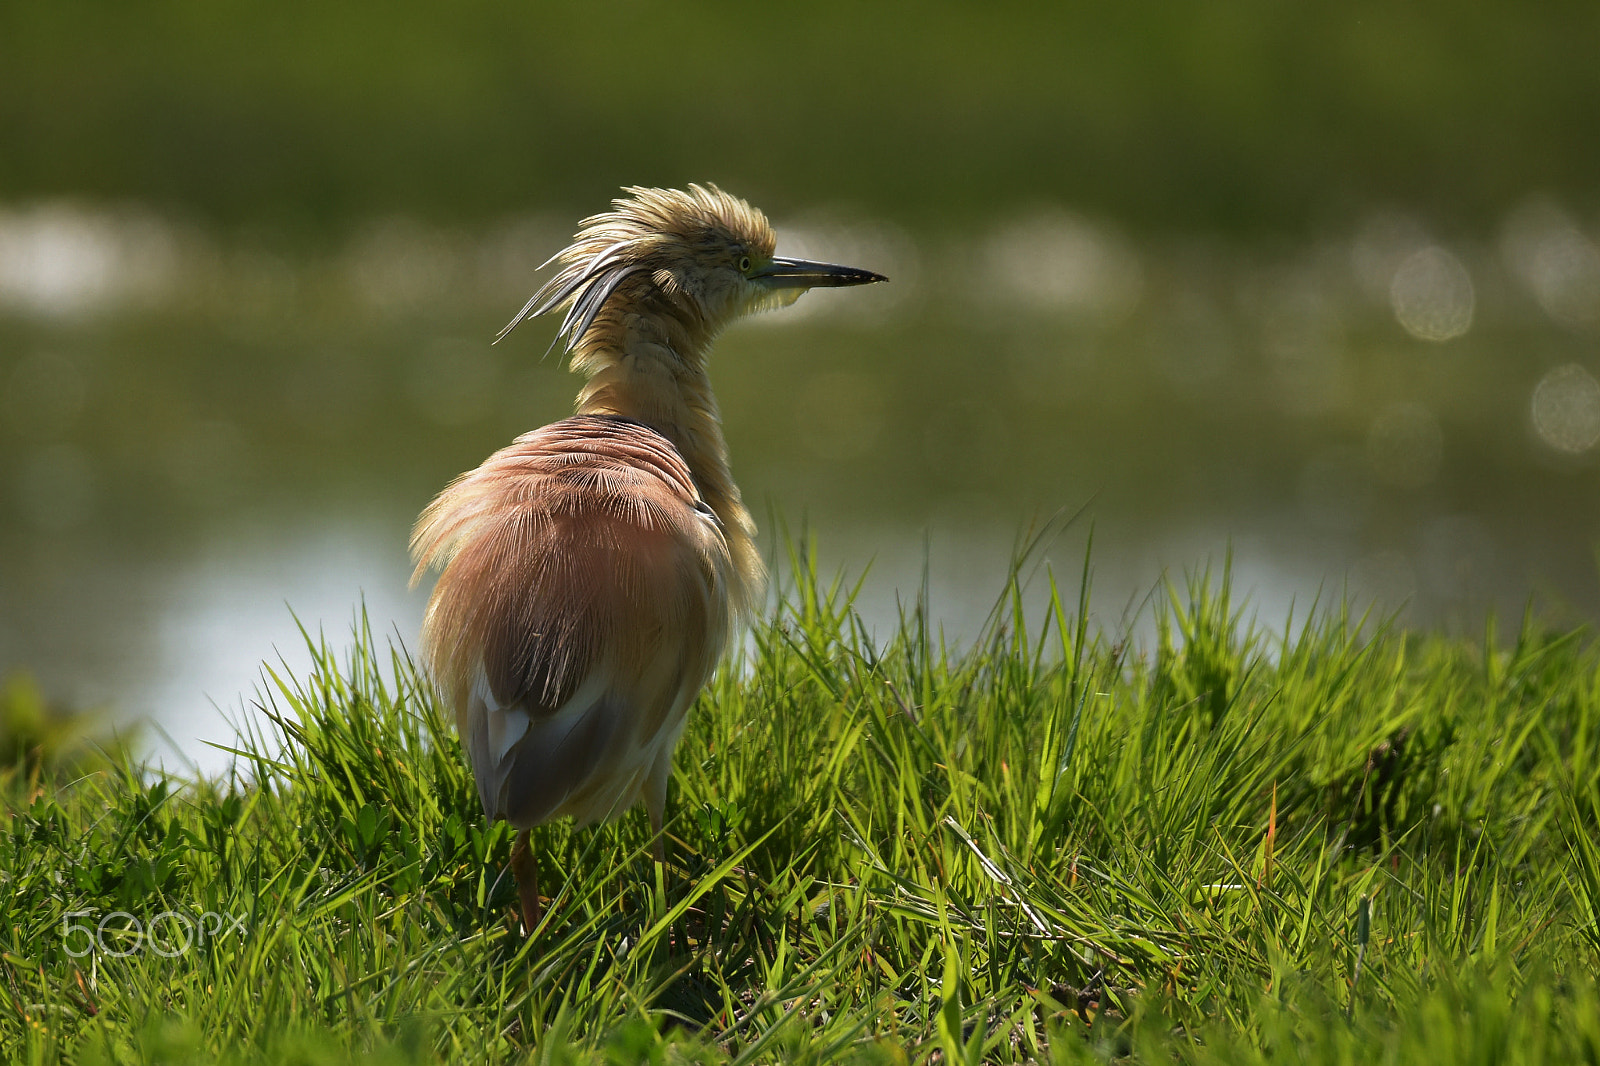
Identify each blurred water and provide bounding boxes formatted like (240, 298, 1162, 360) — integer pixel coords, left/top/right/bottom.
(4, 199, 1600, 773)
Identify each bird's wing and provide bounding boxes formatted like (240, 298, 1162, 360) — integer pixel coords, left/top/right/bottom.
(411, 417, 732, 827)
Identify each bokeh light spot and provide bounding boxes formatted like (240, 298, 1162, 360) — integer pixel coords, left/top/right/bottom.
(1501, 197, 1600, 329)
(0, 204, 179, 316)
(1389, 247, 1474, 342)
(1530, 363, 1600, 454)
(982, 211, 1142, 322)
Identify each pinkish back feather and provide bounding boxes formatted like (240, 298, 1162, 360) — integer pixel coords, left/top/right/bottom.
(411, 416, 732, 826)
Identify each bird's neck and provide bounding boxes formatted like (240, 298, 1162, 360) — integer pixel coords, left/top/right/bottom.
(570, 312, 765, 614)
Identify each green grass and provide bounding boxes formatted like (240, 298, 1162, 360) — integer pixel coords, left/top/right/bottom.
(3, 539, 1600, 1063)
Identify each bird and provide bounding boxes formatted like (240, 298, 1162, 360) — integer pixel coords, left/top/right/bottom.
(410, 184, 886, 932)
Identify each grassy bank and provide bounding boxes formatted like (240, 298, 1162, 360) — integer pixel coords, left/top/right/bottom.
(3, 543, 1600, 1063)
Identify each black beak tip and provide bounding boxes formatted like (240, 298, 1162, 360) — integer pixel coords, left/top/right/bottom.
(835, 266, 888, 287)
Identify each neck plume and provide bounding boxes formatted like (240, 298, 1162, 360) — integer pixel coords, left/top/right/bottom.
(568, 283, 765, 617)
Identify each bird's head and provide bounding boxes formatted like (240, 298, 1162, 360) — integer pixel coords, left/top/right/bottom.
(497, 184, 887, 352)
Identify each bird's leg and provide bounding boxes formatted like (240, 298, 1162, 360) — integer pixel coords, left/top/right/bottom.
(647, 801, 672, 938)
(648, 804, 667, 866)
(645, 758, 670, 867)
(645, 777, 677, 943)
(510, 828, 541, 935)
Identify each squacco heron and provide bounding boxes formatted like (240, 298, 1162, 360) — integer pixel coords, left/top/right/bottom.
(411, 184, 885, 931)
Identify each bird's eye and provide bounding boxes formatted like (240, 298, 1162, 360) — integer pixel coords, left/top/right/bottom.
(737, 255, 752, 274)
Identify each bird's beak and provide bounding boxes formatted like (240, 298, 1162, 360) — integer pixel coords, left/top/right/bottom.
(753, 256, 888, 289)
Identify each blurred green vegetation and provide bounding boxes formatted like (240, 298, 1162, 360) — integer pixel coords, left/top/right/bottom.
(2, 0, 1598, 236)
(0, 671, 130, 789)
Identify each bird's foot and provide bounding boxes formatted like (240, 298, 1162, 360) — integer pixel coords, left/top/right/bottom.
(510, 828, 542, 937)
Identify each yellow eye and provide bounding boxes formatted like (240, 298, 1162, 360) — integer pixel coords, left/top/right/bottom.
(738, 255, 752, 273)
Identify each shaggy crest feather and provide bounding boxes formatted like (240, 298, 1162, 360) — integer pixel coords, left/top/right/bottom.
(495, 184, 776, 348)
